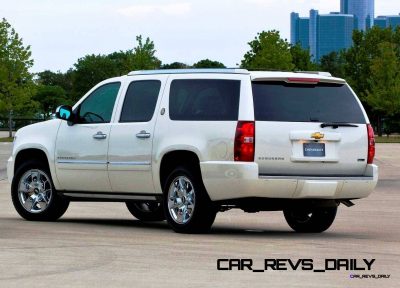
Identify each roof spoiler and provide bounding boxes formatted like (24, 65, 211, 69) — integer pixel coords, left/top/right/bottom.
(294, 71, 333, 77)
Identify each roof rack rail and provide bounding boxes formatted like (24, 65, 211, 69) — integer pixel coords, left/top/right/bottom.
(127, 68, 249, 76)
(294, 71, 333, 77)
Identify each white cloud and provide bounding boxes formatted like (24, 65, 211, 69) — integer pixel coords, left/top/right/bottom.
(117, 2, 191, 18)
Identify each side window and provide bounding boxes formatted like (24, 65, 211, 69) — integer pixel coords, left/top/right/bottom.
(120, 80, 161, 122)
(78, 82, 121, 124)
(169, 79, 241, 121)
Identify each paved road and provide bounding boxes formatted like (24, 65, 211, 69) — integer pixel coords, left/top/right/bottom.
(0, 144, 399, 287)
(0, 143, 11, 180)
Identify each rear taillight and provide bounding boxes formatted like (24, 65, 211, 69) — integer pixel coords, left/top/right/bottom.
(367, 124, 375, 164)
(234, 121, 255, 162)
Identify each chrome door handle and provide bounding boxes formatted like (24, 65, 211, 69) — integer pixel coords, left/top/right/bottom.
(136, 130, 151, 139)
(93, 131, 107, 140)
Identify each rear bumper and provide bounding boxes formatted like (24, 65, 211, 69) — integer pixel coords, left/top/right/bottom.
(200, 161, 378, 201)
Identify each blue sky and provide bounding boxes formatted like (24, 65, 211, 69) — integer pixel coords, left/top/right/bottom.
(1, 0, 399, 72)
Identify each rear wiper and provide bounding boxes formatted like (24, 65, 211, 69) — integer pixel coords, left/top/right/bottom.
(321, 122, 359, 129)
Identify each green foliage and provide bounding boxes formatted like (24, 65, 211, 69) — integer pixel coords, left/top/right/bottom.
(341, 27, 400, 134)
(71, 35, 161, 100)
(72, 54, 118, 100)
(130, 35, 161, 70)
(37, 69, 74, 98)
(33, 85, 70, 118)
(241, 30, 294, 70)
(161, 62, 191, 69)
(319, 51, 346, 78)
(0, 18, 37, 116)
(367, 42, 400, 117)
(193, 59, 225, 68)
(0, 18, 38, 136)
(290, 44, 316, 71)
(344, 27, 394, 99)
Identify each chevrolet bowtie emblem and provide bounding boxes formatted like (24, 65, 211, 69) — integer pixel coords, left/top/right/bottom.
(311, 132, 325, 140)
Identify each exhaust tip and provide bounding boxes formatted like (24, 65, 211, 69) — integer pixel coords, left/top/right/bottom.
(341, 200, 355, 207)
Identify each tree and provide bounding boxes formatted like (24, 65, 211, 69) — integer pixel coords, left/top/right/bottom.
(33, 85, 70, 118)
(161, 62, 191, 69)
(37, 69, 74, 99)
(193, 59, 225, 68)
(241, 30, 294, 70)
(0, 18, 36, 137)
(344, 27, 393, 100)
(130, 35, 161, 70)
(72, 54, 118, 101)
(71, 35, 161, 100)
(319, 51, 346, 78)
(290, 44, 316, 71)
(367, 42, 400, 136)
(107, 51, 136, 75)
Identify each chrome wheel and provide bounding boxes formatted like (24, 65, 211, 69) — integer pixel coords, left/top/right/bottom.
(167, 176, 195, 224)
(18, 169, 52, 214)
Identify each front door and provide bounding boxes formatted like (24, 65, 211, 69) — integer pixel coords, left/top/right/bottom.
(107, 75, 167, 193)
(55, 81, 122, 191)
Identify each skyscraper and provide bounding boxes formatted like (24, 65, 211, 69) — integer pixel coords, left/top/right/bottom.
(290, 0, 399, 61)
(340, 0, 374, 30)
(291, 10, 354, 61)
(374, 14, 400, 30)
(290, 12, 310, 50)
(317, 13, 354, 60)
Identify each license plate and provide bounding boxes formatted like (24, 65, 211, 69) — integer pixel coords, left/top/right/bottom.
(303, 142, 325, 157)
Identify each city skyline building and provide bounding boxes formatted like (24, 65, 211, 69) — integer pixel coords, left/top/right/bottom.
(374, 14, 400, 29)
(340, 0, 374, 30)
(291, 10, 354, 61)
(291, 0, 400, 61)
(290, 13, 310, 51)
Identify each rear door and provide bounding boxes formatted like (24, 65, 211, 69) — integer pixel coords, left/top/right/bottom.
(252, 79, 369, 176)
(107, 75, 167, 193)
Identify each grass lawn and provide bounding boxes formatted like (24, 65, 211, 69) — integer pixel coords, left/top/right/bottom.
(375, 136, 400, 143)
(0, 137, 14, 142)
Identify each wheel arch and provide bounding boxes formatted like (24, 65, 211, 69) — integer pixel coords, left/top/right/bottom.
(158, 150, 203, 194)
(13, 147, 60, 189)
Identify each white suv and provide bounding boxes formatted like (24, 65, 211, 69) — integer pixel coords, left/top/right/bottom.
(7, 69, 378, 233)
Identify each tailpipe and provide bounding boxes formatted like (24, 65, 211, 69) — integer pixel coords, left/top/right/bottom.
(341, 200, 355, 207)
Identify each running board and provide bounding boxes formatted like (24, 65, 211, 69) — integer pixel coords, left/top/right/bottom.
(60, 191, 161, 202)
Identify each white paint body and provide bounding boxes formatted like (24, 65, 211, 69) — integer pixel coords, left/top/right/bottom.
(7, 70, 378, 201)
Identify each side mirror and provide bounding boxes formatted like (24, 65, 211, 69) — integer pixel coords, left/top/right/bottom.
(55, 105, 73, 122)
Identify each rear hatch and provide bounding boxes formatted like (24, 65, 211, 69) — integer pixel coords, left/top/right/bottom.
(252, 77, 368, 176)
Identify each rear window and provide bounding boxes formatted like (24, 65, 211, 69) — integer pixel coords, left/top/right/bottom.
(252, 81, 366, 123)
(169, 79, 240, 121)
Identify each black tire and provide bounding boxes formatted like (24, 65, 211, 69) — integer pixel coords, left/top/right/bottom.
(163, 166, 216, 234)
(11, 160, 69, 221)
(126, 201, 165, 221)
(283, 206, 338, 233)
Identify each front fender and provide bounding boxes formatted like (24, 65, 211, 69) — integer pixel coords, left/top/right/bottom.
(10, 120, 62, 189)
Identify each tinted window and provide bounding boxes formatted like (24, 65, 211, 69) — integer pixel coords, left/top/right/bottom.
(169, 79, 240, 121)
(252, 81, 366, 123)
(120, 80, 161, 122)
(79, 82, 121, 123)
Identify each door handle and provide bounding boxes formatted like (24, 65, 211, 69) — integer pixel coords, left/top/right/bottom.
(93, 131, 107, 140)
(136, 130, 151, 139)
